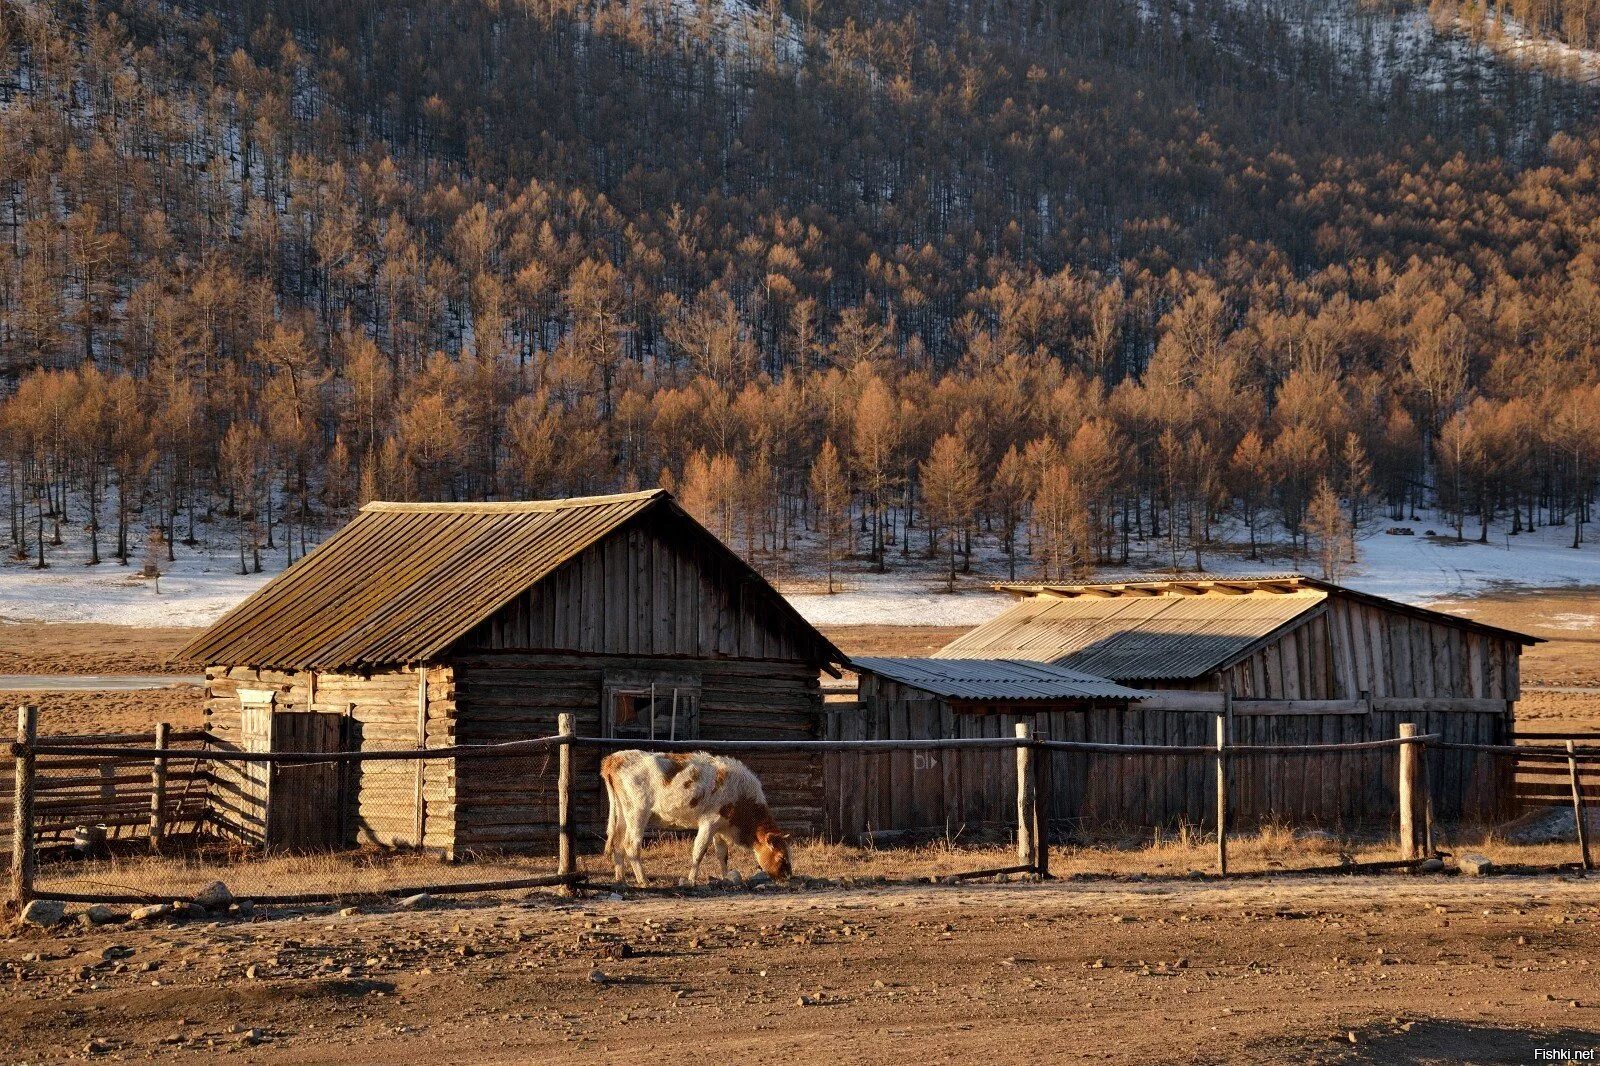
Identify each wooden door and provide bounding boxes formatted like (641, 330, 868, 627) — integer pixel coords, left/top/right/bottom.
(229, 691, 276, 844)
(266, 712, 349, 850)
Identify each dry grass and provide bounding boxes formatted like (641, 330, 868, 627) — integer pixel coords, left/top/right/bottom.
(34, 823, 1591, 905)
(35, 844, 562, 901)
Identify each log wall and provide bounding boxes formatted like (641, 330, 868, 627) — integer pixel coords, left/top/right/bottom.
(203, 665, 456, 848)
(444, 652, 824, 856)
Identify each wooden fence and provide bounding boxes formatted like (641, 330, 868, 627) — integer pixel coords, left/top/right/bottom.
(1514, 730, 1600, 812)
(8, 713, 1596, 906)
(2, 721, 209, 858)
(821, 694, 1512, 841)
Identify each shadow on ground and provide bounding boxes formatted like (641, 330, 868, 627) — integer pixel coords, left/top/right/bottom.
(1295, 1019, 1600, 1064)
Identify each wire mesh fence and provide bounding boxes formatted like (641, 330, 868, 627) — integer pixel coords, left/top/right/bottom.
(23, 739, 573, 905)
(7, 720, 1596, 908)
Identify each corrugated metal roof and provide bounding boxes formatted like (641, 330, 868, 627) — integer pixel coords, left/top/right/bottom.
(851, 657, 1148, 702)
(935, 588, 1326, 680)
(990, 574, 1542, 647)
(178, 490, 843, 670)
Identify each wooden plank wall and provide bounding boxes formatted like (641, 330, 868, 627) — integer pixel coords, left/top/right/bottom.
(1223, 596, 1521, 702)
(446, 652, 824, 856)
(454, 512, 814, 663)
(823, 676, 1509, 842)
(203, 665, 453, 848)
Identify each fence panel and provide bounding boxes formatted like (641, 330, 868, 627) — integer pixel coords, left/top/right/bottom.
(11, 729, 1595, 906)
(1, 730, 209, 855)
(23, 745, 569, 904)
(1513, 731, 1600, 811)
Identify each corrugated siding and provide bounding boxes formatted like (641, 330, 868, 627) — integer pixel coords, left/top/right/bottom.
(180, 490, 839, 670)
(850, 657, 1146, 701)
(935, 590, 1326, 680)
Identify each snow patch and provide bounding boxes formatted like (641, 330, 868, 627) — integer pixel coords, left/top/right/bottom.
(778, 573, 1014, 627)
(0, 540, 271, 628)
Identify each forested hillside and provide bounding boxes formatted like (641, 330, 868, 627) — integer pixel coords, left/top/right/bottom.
(2, 0, 1600, 584)
(1416, 0, 1600, 55)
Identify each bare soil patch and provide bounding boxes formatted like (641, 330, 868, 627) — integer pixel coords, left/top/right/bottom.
(4, 874, 1597, 1064)
(1432, 586, 1600, 689)
(24, 685, 205, 736)
(0, 623, 198, 675)
(816, 623, 970, 657)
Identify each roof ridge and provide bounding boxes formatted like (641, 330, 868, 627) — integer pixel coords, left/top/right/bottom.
(361, 489, 667, 514)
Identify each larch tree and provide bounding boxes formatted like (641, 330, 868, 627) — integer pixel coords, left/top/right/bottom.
(1031, 463, 1092, 582)
(920, 432, 979, 592)
(809, 438, 850, 594)
(1307, 479, 1354, 582)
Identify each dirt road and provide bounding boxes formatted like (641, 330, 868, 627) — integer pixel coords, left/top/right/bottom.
(4, 875, 1597, 1064)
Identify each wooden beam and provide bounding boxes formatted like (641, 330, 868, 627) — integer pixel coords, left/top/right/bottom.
(558, 713, 576, 880)
(1014, 721, 1034, 870)
(12, 704, 37, 908)
(148, 722, 169, 854)
(1569, 740, 1592, 872)
(1398, 723, 1423, 861)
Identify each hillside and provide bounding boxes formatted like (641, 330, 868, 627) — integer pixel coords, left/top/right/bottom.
(2, 0, 1600, 589)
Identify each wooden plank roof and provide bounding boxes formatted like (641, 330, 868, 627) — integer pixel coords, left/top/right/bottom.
(178, 490, 844, 671)
(851, 657, 1148, 702)
(938, 574, 1538, 681)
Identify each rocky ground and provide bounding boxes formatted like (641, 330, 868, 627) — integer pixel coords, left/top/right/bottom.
(3, 874, 1598, 1064)
(3, 591, 1598, 1063)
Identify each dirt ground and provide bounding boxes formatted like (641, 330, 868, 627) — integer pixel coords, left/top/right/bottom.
(0, 623, 200, 676)
(3, 588, 1600, 1063)
(20, 687, 205, 736)
(1432, 587, 1600, 691)
(3, 874, 1597, 1064)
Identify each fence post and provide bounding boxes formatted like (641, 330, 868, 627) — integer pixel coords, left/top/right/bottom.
(149, 722, 170, 853)
(1214, 712, 1229, 876)
(1568, 740, 1592, 872)
(11, 704, 37, 910)
(557, 713, 576, 880)
(1014, 721, 1034, 872)
(1031, 730, 1051, 880)
(1398, 722, 1421, 860)
(1421, 733, 1436, 857)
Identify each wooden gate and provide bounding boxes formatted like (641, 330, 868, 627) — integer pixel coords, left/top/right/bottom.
(266, 711, 349, 849)
(1513, 730, 1600, 813)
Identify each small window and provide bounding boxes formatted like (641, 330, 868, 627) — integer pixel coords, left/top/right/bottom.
(603, 677, 698, 740)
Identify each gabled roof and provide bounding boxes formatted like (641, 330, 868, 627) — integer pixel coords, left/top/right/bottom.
(936, 574, 1538, 682)
(178, 490, 843, 671)
(851, 657, 1148, 702)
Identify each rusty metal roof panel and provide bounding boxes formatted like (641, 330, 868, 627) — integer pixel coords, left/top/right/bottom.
(177, 490, 843, 671)
(991, 574, 1541, 646)
(850, 657, 1148, 702)
(934, 588, 1327, 680)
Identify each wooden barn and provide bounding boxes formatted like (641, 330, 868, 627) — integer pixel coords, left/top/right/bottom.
(825, 657, 1148, 842)
(905, 575, 1541, 830)
(180, 490, 845, 856)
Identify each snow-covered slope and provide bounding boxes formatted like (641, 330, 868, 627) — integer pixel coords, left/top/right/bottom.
(4, 509, 1597, 631)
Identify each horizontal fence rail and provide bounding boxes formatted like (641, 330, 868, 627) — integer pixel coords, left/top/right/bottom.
(7, 708, 1592, 907)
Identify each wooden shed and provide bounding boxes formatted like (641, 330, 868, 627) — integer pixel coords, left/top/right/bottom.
(180, 490, 845, 856)
(929, 575, 1542, 828)
(825, 657, 1148, 842)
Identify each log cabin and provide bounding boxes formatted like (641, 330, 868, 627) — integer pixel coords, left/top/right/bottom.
(180, 490, 844, 856)
(919, 575, 1542, 828)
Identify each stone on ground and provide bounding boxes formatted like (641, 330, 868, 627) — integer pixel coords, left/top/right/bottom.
(194, 881, 234, 909)
(20, 899, 66, 928)
(1457, 853, 1495, 876)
